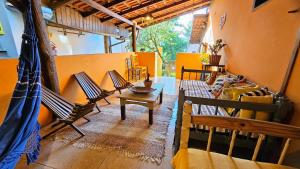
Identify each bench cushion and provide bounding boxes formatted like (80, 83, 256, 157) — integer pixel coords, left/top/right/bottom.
(180, 80, 229, 117)
(172, 149, 295, 169)
(180, 80, 213, 98)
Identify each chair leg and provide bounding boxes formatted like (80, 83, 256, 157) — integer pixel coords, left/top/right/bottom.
(70, 124, 85, 137)
(104, 98, 111, 104)
(127, 70, 130, 81)
(42, 123, 67, 139)
(198, 104, 201, 114)
(96, 104, 101, 113)
(83, 117, 90, 122)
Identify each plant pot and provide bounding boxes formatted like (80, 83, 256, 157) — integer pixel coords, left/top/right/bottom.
(209, 55, 221, 66)
(144, 80, 152, 88)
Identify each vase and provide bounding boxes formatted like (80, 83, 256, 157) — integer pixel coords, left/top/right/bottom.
(209, 55, 221, 65)
(144, 80, 152, 88)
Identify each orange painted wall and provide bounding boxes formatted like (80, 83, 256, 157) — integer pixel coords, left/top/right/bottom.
(175, 53, 203, 79)
(208, 0, 300, 91)
(0, 52, 134, 126)
(0, 59, 19, 124)
(0, 59, 53, 125)
(136, 52, 156, 77)
(206, 0, 300, 166)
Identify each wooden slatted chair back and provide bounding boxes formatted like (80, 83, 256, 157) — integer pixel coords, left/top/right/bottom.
(108, 70, 133, 93)
(41, 86, 75, 120)
(180, 101, 300, 164)
(181, 66, 212, 81)
(74, 72, 103, 100)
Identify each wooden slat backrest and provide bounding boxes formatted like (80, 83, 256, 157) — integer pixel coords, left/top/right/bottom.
(108, 70, 130, 89)
(180, 101, 300, 164)
(41, 86, 75, 120)
(181, 66, 211, 81)
(74, 72, 102, 99)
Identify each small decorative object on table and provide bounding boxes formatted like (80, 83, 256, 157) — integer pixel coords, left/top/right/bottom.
(207, 39, 226, 65)
(144, 72, 152, 88)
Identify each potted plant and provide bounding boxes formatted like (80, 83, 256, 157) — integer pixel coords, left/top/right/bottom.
(144, 73, 152, 88)
(207, 39, 226, 65)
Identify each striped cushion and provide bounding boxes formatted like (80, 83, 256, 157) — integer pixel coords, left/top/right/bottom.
(238, 87, 269, 101)
(230, 88, 270, 117)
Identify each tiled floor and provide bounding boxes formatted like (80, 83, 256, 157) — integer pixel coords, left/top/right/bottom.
(16, 77, 179, 169)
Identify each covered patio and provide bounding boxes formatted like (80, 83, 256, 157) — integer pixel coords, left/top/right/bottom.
(0, 0, 300, 169)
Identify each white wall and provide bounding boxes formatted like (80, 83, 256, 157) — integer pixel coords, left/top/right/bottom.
(6, 6, 24, 56)
(48, 26, 105, 55)
(0, 2, 20, 58)
(1, 3, 128, 57)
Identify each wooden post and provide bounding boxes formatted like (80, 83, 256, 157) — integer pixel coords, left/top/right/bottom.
(174, 89, 185, 154)
(108, 36, 112, 53)
(280, 29, 300, 94)
(32, 0, 60, 93)
(8, 0, 60, 93)
(104, 35, 110, 53)
(132, 21, 137, 52)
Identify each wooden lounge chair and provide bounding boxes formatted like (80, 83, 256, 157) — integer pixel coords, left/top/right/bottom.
(173, 101, 300, 169)
(41, 86, 95, 138)
(73, 72, 114, 112)
(108, 70, 133, 94)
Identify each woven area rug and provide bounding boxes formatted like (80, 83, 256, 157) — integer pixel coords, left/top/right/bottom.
(48, 94, 177, 165)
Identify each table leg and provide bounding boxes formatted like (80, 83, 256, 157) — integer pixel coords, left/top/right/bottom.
(149, 109, 153, 125)
(159, 90, 163, 104)
(120, 99, 126, 120)
(148, 102, 154, 125)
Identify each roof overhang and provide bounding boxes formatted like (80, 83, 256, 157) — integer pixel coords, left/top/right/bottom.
(189, 14, 208, 44)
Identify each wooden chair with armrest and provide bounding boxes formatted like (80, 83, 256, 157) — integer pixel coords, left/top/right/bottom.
(173, 101, 300, 169)
(126, 58, 140, 81)
(131, 54, 147, 78)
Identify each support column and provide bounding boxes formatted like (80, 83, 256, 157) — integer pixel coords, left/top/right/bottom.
(132, 21, 137, 52)
(9, 0, 60, 93)
(32, 0, 60, 93)
(280, 29, 300, 94)
(104, 35, 110, 53)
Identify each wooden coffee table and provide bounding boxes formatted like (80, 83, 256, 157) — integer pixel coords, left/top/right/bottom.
(118, 83, 164, 125)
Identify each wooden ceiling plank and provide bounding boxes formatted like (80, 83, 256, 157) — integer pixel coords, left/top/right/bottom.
(81, 0, 142, 29)
(81, 0, 125, 17)
(116, 0, 210, 26)
(48, 0, 74, 9)
(138, 3, 209, 28)
(152, 2, 209, 24)
(101, 0, 164, 22)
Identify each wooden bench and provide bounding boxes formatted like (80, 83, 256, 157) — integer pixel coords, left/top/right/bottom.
(41, 86, 95, 138)
(173, 101, 300, 169)
(74, 72, 114, 112)
(174, 67, 293, 159)
(108, 70, 134, 94)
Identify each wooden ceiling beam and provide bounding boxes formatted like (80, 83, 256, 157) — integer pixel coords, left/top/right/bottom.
(101, 0, 163, 22)
(81, 0, 142, 29)
(81, 0, 125, 17)
(116, 0, 210, 26)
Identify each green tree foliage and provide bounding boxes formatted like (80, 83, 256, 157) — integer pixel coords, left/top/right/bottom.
(136, 19, 192, 63)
